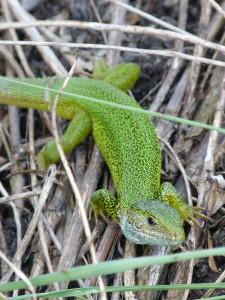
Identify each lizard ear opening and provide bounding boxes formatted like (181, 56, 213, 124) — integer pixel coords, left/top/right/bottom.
(147, 216, 157, 226)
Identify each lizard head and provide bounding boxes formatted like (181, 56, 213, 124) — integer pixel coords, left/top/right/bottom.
(118, 200, 185, 246)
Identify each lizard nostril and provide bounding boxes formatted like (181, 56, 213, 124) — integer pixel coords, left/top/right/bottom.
(147, 216, 156, 226)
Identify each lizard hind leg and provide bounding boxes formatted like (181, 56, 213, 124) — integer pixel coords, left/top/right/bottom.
(90, 189, 119, 225)
(37, 108, 92, 168)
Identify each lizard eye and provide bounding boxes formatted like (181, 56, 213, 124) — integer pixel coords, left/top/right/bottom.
(147, 216, 156, 226)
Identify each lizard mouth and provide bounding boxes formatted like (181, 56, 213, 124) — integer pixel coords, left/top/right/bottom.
(120, 219, 185, 246)
(118, 200, 185, 246)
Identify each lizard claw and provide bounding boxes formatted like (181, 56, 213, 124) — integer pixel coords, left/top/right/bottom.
(89, 203, 111, 227)
(183, 206, 213, 227)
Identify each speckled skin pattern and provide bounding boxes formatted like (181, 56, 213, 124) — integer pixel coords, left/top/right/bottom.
(0, 64, 194, 245)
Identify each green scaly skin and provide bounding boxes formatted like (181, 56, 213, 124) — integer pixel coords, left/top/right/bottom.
(0, 63, 195, 246)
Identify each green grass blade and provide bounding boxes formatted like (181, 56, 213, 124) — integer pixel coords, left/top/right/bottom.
(8, 283, 225, 299)
(1, 247, 225, 292)
(1, 77, 225, 134)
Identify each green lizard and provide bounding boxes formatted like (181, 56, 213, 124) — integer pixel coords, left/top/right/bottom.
(0, 62, 197, 246)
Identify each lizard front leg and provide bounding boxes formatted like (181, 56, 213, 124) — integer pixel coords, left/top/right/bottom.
(90, 189, 119, 223)
(158, 182, 199, 224)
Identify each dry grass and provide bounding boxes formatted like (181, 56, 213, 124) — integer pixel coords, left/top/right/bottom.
(1, 0, 225, 299)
